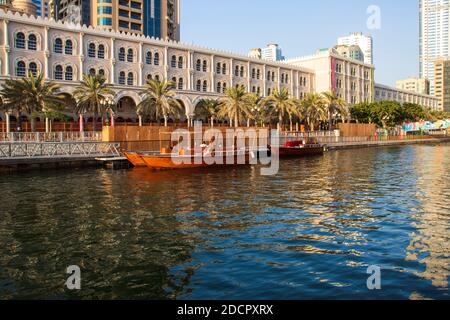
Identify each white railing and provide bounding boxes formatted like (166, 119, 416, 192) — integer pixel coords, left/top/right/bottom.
(0, 142, 120, 159)
(0, 132, 102, 143)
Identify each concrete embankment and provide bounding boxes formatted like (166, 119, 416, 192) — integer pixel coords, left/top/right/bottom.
(327, 137, 450, 150)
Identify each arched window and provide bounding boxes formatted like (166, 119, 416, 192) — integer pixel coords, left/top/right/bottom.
(147, 74, 153, 81)
(216, 82, 222, 93)
(272, 72, 275, 82)
(99, 69, 105, 77)
(54, 65, 63, 80)
(65, 66, 73, 80)
(222, 63, 227, 75)
(119, 71, 126, 85)
(118, 47, 125, 61)
(202, 60, 207, 72)
(196, 80, 201, 91)
(89, 68, 96, 76)
(257, 87, 261, 95)
(178, 78, 183, 90)
(240, 66, 244, 77)
(235, 66, 239, 77)
(171, 77, 177, 89)
(281, 74, 285, 83)
(15, 32, 25, 49)
(196, 59, 201, 71)
(127, 72, 134, 85)
(98, 44, 105, 59)
(203, 80, 207, 92)
(178, 56, 183, 69)
(267, 71, 271, 81)
(54, 38, 63, 54)
(154, 52, 160, 65)
(252, 86, 256, 93)
(285, 74, 289, 83)
(155, 74, 160, 82)
(146, 51, 152, 65)
(28, 62, 37, 77)
(28, 34, 37, 51)
(171, 55, 177, 68)
(222, 83, 227, 93)
(16, 61, 26, 76)
(256, 69, 260, 80)
(127, 48, 133, 62)
(65, 39, 73, 55)
(216, 62, 221, 74)
(251, 68, 256, 79)
(88, 43, 96, 58)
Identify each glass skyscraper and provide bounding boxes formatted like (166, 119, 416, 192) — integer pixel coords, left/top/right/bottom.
(419, 0, 450, 95)
(144, 0, 161, 38)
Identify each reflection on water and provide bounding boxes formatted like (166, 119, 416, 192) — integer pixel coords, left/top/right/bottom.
(0, 144, 449, 299)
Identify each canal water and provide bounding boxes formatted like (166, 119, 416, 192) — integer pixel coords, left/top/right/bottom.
(0, 144, 449, 299)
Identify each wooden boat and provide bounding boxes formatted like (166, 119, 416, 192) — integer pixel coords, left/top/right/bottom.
(141, 149, 254, 170)
(274, 140, 325, 157)
(123, 151, 147, 167)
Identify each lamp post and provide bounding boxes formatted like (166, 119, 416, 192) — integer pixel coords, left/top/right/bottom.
(100, 97, 115, 127)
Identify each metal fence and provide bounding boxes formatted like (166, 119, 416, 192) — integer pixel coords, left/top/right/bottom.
(0, 142, 120, 159)
(0, 132, 102, 142)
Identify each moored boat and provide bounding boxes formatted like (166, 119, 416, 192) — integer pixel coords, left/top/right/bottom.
(123, 151, 147, 167)
(274, 140, 325, 157)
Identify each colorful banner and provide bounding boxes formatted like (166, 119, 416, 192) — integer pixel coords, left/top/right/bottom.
(402, 119, 450, 131)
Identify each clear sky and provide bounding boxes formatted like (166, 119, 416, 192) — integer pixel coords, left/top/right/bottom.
(181, 0, 419, 86)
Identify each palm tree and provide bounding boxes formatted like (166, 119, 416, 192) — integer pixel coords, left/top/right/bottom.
(262, 88, 300, 131)
(245, 93, 267, 127)
(137, 79, 183, 127)
(322, 91, 348, 130)
(219, 86, 251, 128)
(302, 93, 327, 131)
(0, 73, 65, 132)
(73, 74, 114, 132)
(195, 98, 223, 127)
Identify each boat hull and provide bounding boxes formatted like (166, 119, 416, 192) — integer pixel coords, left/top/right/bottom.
(124, 152, 147, 167)
(275, 145, 325, 157)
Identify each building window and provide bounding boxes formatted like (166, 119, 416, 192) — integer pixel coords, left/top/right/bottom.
(89, 68, 96, 76)
(267, 71, 271, 81)
(127, 72, 134, 85)
(240, 66, 244, 77)
(98, 45, 105, 59)
(119, 71, 126, 85)
(155, 75, 160, 82)
(65, 66, 73, 81)
(15, 32, 25, 49)
(127, 49, 134, 62)
(99, 69, 105, 77)
(222, 82, 227, 93)
(235, 66, 239, 77)
(216, 63, 221, 74)
(203, 80, 208, 92)
(154, 52, 160, 65)
(171, 55, 177, 68)
(222, 63, 227, 75)
(54, 38, 63, 54)
(118, 47, 125, 61)
(88, 43, 96, 58)
(16, 61, 26, 77)
(285, 74, 289, 83)
(272, 72, 275, 82)
(147, 74, 153, 81)
(217, 82, 222, 93)
(281, 74, 285, 83)
(178, 78, 183, 90)
(97, 17, 112, 26)
(251, 68, 256, 79)
(196, 59, 201, 71)
(54, 65, 63, 80)
(203, 60, 207, 72)
(28, 34, 37, 51)
(146, 51, 152, 65)
(28, 62, 37, 77)
(65, 39, 73, 55)
(178, 56, 183, 69)
(256, 69, 260, 80)
(196, 80, 201, 91)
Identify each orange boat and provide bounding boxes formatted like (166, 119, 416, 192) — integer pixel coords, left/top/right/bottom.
(124, 151, 147, 167)
(141, 150, 253, 170)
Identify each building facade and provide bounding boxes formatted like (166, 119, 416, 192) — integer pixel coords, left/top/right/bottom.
(374, 84, 440, 110)
(261, 44, 284, 62)
(419, 0, 450, 95)
(337, 32, 373, 64)
(333, 44, 364, 62)
(57, 0, 90, 26)
(0, 9, 314, 122)
(396, 77, 430, 95)
(434, 57, 450, 112)
(286, 48, 375, 105)
(90, 0, 180, 40)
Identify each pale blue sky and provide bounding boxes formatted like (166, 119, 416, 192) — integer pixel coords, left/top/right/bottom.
(181, 0, 418, 86)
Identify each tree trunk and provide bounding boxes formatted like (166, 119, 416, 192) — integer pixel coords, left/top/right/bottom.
(5, 112, 10, 133)
(211, 117, 214, 128)
(16, 112, 22, 131)
(164, 115, 168, 127)
(45, 117, 50, 133)
(31, 118, 36, 132)
(234, 114, 238, 128)
(328, 112, 333, 131)
(139, 115, 143, 126)
(92, 114, 97, 132)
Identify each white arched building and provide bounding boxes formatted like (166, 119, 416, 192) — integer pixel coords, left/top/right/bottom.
(0, 9, 316, 125)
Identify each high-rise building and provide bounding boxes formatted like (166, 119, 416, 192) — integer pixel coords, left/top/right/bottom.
(434, 58, 450, 112)
(396, 77, 430, 95)
(337, 32, 373, 65)
(57, 0, 90, 25)
(419, 0, 450, 95)
(333, 44, 364, 62)
(90, 0, 180, 40)
(260, 44, 284, 61)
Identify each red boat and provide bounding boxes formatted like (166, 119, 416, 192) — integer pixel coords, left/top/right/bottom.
(274, 140, 325, 157)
